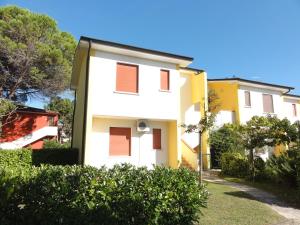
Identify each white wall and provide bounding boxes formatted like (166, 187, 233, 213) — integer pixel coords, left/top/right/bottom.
(88, 51, 179, 120)
(214, 110, 236, 128)
(238, 86, 283, 124)
(283, 98, 300, 123)
(179, 72, 201, 148)
(85, 117, 168, 169)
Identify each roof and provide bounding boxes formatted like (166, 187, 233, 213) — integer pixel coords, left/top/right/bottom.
(16, 105, 58, 115)
(179, 67, 205, 73)
(283, 93, 300, 99)
(208, 77, 294, 91)
(80, 36, 193, 62)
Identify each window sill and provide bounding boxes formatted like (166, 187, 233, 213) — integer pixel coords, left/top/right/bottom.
(244, 105, 251, 108)
(159, 89, 171, 93)
(113, 91, 139, 96)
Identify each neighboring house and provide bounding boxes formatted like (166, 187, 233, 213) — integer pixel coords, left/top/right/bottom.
(208, 78, 300, 160)
(71, 36, 209, 170)
(0, 106, 58, 149)
(208, 78, 299, 126)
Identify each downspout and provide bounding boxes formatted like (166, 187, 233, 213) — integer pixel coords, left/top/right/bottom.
(81, 40, 92, 166)
(70, 90, 77, 148)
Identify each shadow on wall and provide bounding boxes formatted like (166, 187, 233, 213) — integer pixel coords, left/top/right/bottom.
(1, 114, 37, 142)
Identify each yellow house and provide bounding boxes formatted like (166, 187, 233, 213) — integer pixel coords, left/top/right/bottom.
(71, 36, 210, 170)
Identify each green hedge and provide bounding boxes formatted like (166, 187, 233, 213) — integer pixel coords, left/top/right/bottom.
(221, 152, 249, 178)
(0, 164, 208, 225)
(0, 148, 78, 167)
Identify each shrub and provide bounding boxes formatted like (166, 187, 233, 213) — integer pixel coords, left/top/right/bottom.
(265, 149, 300, 188)
(221, 152, 249, 178)
(0, 148, 32, 168)
(43, 139, 71, 149)
(0, 164, 208, 225)
(0, 148, 78, 168)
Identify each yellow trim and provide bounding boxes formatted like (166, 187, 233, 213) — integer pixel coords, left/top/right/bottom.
(168, 121, 179, 168)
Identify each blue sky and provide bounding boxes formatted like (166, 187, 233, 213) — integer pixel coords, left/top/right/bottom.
(1, 0, 300, 108)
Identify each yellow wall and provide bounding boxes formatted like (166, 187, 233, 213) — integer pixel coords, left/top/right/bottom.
(179, 70, 210, 170)
(208, 81, 240, 123)
(72, 51, 87, 163)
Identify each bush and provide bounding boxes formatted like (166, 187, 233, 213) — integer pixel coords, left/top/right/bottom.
(43, 139, 71, 149)
(265, 149, 300, 188)
(0, 148, 78, 168)
(0, 164, 209, 225)
(0, 148, 32, 168)
(221, 152, 249, 178)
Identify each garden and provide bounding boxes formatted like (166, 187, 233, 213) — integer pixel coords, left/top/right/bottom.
(210, 115, 300, 207)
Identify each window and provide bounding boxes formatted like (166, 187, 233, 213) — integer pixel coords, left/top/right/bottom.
(244, 91, 251, 107)
(160, 70, 170, 91)
(48, 116, 55, 126)
(116, 63, 138, 93)
(292, 104, 297, 117)
(109, 127, 131, 156)
(262, 94, 274, 113)
(153, 128, 162, 149)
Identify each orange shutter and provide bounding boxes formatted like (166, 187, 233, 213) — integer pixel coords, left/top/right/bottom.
(116, 63, 138, 93)
(109, 127, 131, 156)
(263, 94, 274, 113)
(153, 128, 161, 149)
(160, 70, 169, 90)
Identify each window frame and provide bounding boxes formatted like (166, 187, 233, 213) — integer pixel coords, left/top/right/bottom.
(152, 128, 162, 150)
(109, 127, 132, 156)
(159, 69, 170, 92)
(115, 62, 139, 94)
(292, 103, 297, 117)
(262, 94, 274, 114)
(244, 91, 251, 107)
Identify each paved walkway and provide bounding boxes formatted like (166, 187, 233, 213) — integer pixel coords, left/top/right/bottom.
(203, 173, 300, 225)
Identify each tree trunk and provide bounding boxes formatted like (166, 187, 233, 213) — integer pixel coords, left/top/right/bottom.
(249, 149, 255, 182)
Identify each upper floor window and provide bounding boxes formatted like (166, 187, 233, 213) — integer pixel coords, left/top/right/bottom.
(116, 63, 138, 93)
(262, 94, 274, 113)
(48, 116, 55, 126)
(160, 69, 170, 91)
(292, 104, 297, 117)
(244, 91, 251, 107)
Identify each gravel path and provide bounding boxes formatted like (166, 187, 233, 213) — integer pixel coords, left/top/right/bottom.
(203, 174, 300, 225)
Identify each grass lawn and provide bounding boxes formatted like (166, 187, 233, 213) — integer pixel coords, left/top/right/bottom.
(198, 182, 284, 225)
(223, 176, 300, 209)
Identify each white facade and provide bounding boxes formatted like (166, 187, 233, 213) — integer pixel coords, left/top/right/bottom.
(282, 97, 300, 123)
(89, 51, 179, 120)
(85, 118, 168, 169)
(238, 85, 285, 124)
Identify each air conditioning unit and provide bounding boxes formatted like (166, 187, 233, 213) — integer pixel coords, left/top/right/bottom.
(137, 120, 150, 132)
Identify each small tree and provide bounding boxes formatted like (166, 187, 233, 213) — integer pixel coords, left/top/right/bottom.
(243, 116, 297, 180)
(181, 109, 215, 183)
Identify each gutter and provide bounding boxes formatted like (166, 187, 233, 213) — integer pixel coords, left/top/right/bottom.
(81, 40, 92, 166)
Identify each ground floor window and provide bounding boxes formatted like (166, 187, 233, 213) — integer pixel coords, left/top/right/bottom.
(109, 127, 131, 156)
(153, 128, 161, 150)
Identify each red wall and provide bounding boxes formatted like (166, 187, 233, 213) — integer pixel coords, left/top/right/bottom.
(0, 111, 58, 145)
